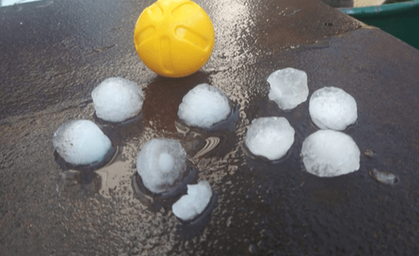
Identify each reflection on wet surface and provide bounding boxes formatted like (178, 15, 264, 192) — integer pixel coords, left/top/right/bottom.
(1, 0, 419, 255)
(1, 0, 41, 7)
(193, 137, 221, 160)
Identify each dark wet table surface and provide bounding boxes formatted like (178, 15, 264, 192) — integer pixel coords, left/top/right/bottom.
(1, 0, 419, 255)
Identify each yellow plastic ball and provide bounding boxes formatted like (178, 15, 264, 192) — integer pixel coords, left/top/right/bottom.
(134, 0, 215, 78)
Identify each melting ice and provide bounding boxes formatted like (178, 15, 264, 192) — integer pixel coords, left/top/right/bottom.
(136, 138, 187, 194)
(92, 77, 144, 123)
(52, 120, 112, 166)
(309, 86, 357, 131)
(301, 130, 360, 177)
(268, 68, 309, 110)
(177, 83, 231, 129)
(245, 117, 295, 160)
(172, 180, 212, 221)
(370, 169, 398, 185)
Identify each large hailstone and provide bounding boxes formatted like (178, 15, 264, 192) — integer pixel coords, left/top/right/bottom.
(268, 68, 309, 110)
(245, 117, 295, 160)
(177, 83, 231, 129)
(53, 120, 112, 166)
(136, 138, 187, 194)
(92, 77, 144, 122)
(301, 130, 360, 177)
(172, 180, 212, 221)
(309, 86, 357, 131)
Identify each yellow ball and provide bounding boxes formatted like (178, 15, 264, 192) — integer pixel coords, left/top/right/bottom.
(134, 0, 215, 78)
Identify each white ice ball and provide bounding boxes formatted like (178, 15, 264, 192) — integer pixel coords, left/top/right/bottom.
(53, 120, 112, 166)
(309, 86, 357, 131)
(136, 138, 187, 194)
(177, 83, 231, 129)
(92, 77, 143, 123)
(172, 180, 212, 221)
(301, 130, 360, 177)
(268, 68, 309, 110)
(245, 117, 295, 160)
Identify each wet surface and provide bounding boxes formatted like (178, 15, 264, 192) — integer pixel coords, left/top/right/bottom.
(1, 0, 419, 255)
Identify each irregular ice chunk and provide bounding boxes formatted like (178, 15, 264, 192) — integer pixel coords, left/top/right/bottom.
(309, 87, 357, 131)
(268, 68, 309, 110)
(136, 138, 187, 194)
(92, 77, 143, 122)
(301, 130, 360, 177)
(178, 83, 231, 129)
(245, 117, 295, 160)
(172, 180, 212, 221)
(53, 120, 112, 166)
(369, 169, 398, 185)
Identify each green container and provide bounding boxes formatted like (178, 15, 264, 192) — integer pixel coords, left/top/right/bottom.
(340, 0, 419, 49)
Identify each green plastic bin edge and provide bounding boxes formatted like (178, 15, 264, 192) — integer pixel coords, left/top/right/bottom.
(340, 0, 419, 18)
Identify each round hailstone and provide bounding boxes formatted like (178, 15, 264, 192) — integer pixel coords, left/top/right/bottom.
(172, 180, 212, 221)
(136, 138, 187, 194)
(92, 77, 143, 123)
(309, 86, 357, 131)
(245, 117, 295, 160)
(53, 120, 112, 166)
(177, 83, 231, 129)
(301, 130, 360, 177)
(268, 68, 309, 110)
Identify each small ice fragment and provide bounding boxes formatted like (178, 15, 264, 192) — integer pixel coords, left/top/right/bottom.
(92, 77, 143, 122)
(136, 138, 187, 194)
(172, 180, 212, 221)
(364, 149, 376, 158)
(245, 117, 295, 160)
(53, 120, 112, 166)
(301, 130, 360, 177)
(178, 83, 231, 129)
(369, 169, 398, 185)
(309, 86, 357, 131)
(268, 68, 309, 110)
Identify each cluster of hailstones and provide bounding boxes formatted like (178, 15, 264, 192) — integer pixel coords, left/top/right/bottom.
(52, 69, 360, 219)
(254, 68, 360, 177)
(52, 78, 225, 221)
